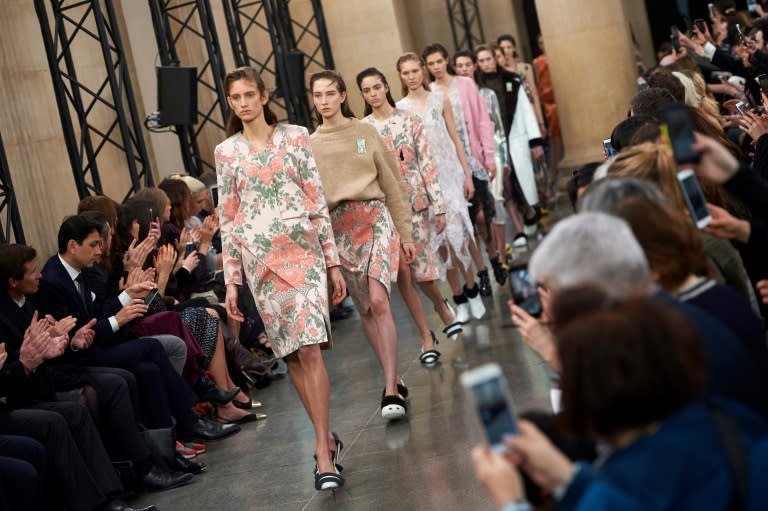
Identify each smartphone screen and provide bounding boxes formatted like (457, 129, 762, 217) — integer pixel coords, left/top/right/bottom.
(708, 3, 718, 19)
(677, 170, 711, 228)
(661, 105, 700, 164)
(462, 364, 518, 451)
(736, 101, 748, 115)
(670, 26, 681, 50)
(184, 241, 195, 258)
(509, 267, 542, 318)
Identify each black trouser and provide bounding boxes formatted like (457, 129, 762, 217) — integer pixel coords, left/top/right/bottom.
(0, 403, 122, 511)
(79, 338, 198, 435)
(0, 435, 44, 511)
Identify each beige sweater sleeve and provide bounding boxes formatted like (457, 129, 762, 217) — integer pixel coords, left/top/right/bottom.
(371, 133, 413, 243)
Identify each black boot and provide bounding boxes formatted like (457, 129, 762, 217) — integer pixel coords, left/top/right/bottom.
(477, 268, 492, 297)
(193, 375, 240, 405)
(490, 257, 507, 286)
(141, 427, 195, 491)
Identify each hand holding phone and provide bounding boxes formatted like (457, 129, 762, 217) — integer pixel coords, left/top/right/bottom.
(509, 266, 542, 318)
(603, 139, 618, 158)
(461, 363, 518, 452)
(143, 288, 160, 306)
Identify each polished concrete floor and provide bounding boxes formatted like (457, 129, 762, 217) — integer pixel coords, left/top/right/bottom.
(136, 236, 560, 510)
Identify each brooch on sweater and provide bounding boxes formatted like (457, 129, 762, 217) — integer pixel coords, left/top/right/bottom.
(356, 137, 367, 154)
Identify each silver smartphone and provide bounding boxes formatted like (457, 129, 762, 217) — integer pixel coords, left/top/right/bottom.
(677, 169, 711, 229)
(461, 363, 519, 452)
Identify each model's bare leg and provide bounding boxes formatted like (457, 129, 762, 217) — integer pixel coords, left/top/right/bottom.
(285, 345, 334, 473)
(358, 278, 399, 396)
(396, 257, 434, 350)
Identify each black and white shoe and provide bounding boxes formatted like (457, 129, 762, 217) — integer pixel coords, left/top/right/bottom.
(477, 269, 492, 297)
(419, 332, 441, 366)
(314, 467, 344, 491)
(442, 320, 463, 340)
(380, 394, 407, 420)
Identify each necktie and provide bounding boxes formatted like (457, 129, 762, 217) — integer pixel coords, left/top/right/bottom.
(75, 273, 90, 313)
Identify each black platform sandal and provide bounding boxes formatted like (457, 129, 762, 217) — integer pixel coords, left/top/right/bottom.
(314, 467, 344, 491)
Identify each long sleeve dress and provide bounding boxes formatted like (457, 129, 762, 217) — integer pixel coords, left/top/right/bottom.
(398, 92, 475, 273)
(363, 108, 446, 282)
(216, 123, 340, 358)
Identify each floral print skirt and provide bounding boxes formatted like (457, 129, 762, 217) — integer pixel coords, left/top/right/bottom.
(331, 200, 400, 313)
(409, 209, 439, 282)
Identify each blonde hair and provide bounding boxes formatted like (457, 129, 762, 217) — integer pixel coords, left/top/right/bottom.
(672, 71, 699, 108)
(606, 143, 686, 212)
(396, 52, 431, 96)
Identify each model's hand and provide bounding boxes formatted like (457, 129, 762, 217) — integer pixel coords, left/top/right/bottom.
(464, 176, 475, 201)
(434, 213, 446, 235)
(486, 164, 497, 181)
(508, 301, 558, 370)
(401, 242, 417, 265)
(0, 343, 6, 370)
(225, 284, 245, 322)
(472, 444, 525, 508)
(506, 420, 575, 494)
(532, 145, 545, 161)
(756, 279, 768, 304)
(328, 266, 347, 306)
(114, 299, 149, 327)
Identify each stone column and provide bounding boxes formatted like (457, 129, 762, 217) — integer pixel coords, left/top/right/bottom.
(535, 0, 638, 167)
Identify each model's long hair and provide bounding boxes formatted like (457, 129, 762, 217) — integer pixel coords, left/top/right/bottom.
(224, 67, 278, 137)
(396, 53, 431, 97)
(309, 70, 356, 124)
(356, 67, 396, 117)
(422, 43, 455, 81)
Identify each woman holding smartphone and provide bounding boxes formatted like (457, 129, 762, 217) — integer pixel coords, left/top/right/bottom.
(397, 52, 486, 324)
(216, 66, 347, 491)
(309, 70, 415, 420)
(357, 67, 462, 363)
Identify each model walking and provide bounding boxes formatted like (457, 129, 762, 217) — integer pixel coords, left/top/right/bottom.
(396, 52, 485, 324)
(423, 42, 496, 301)
(217, 67, 346, 491)
(357, 67, 462, 364)
(309, 70, 415, 420)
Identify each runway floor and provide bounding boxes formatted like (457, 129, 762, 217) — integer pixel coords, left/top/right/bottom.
(135, 264, 555, 511)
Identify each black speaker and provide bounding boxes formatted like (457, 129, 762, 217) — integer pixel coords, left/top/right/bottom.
(157, 66, 197, 125)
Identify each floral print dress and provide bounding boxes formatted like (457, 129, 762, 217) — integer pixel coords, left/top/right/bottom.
(397, 92, 475, 273)
(215, 124, 340, 358)
(363, 109, 446, 282)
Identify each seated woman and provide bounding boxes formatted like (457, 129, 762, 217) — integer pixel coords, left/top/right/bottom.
(472, 289, 768, 511)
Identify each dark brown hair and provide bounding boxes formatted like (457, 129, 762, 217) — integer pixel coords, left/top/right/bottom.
(0, 244, 37, 292)
(553, 287, 706, 438)
(158, 178, 191, 230)
(223, 67, 278, 137)
(614, 196, 710, 290)
(77, 196, 118, 272)
(309, 70, 356, 124)
(355, 67, 396, 117)
(396, 52, 431, 96)
(422, 43, 455, 81)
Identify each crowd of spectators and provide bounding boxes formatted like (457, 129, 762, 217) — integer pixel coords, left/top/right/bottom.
(0, 175, 278, 510)
(472, 1, 768, 509)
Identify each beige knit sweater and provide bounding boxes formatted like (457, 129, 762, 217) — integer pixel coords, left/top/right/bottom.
(310, 118, 413, 243)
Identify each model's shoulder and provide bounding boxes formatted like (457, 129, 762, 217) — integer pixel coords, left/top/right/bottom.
(215, 132, 242, 152)
(278, 123, 310, 139)
(356, 119, 380, 136)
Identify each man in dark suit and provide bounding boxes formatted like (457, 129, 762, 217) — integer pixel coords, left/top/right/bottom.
(35, 215, 237, 442)
(0, 243, 195, 491)
(0, 316, 156, 511)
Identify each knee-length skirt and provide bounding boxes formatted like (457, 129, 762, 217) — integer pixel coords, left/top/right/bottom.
(330, 200, 400, 313)
(409, 209, 439, 282)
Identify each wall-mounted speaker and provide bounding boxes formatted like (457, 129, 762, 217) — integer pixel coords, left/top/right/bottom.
(157, 66, 197, 125)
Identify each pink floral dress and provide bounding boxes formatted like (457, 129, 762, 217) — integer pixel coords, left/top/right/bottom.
(215, 124, 340, 358)
(363, 109, 446, 282)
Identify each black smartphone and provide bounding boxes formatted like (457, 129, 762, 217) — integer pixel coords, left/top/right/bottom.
(508, 266, 542, 318)
(695, 18, 707, 34)
(736, 101, 748, 115)
(603, 139, 618, 158)
(143, 288, 160, 306)
(708, 3, 718, 19)
(757, 74, 768, 94)
(670, 26, 681, 51)
(184, 241, 195, 258)
(661, 104, 700, 164)
(684, 15, 693, 36)
(461, 363, 519, 452)
(209, 184, 218, 209)
(736, 23, 746, 42)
